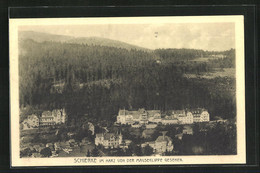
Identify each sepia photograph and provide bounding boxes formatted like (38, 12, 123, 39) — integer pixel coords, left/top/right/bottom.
(9, 16, 245, 166)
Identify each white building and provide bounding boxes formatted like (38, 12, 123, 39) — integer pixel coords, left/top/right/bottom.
(116, 109, 136, 124)
(95, 132, 123, 149)
(141, 132, 174, 155)
(116, 108, 209, 125)
(40, 108, 66, 126)
(189, 109, 210, 122)
(116, 109, 160, 125)
(22, 114, 39, 130)
(117, 108, 147, 124)
(172, 110, 194, 124)
(147, 110, 161, 122)
(52, 108, 66, 124)
(170, 109, 209, 124)
(161, 118, 179, 125)
(88, 122, 95, 135)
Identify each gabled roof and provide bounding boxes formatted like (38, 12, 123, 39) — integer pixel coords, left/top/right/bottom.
(52, 109, 62, 117)
(156, 135, 172, 143)
(42, 111, 52, 117)
(104, 133, 114, 140)
(104, 133, 121, 140)
(96, 133, 121, 140)
(189, 108, 207, 114)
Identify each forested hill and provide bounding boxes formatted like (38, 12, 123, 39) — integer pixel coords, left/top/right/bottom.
(19, 39, 158, 107)
(19, 31, 150, 51)
(19, 37, 236, 125)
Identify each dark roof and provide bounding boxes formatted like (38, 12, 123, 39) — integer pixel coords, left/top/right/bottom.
(189, 108, 207, 114)
(104, 133, 120, 140)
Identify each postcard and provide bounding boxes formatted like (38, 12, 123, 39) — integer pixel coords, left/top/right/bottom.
(9, 16, 245, 166)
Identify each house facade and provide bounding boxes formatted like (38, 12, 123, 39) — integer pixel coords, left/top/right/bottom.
(161, 118, 178, 125)
(39, 108, 66, 126)
(147, 110, 161, 123)
(141, 132, 174, 155)
(40, 111, 55, 126)
(22, 114, 39, 130)
(162, 109, 209, 124)
(116, 109, 160, 125)
(116, 108, 209, 125)
(88, 122, 95, 135)
(95, 132, 123, 149)
(190, 109, 210, 122)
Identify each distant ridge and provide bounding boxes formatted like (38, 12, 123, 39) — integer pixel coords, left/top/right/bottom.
(19, 31, 74, 42)
(19, 31, 151, 52)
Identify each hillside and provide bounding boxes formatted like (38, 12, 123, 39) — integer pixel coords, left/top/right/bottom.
(19, 31, 150, 51)
(19, 31, 74, 43)
(18, 37, 236, 124)
(68, 37, 151, 52)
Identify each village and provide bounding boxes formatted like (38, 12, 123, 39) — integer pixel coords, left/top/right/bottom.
(20, 107, 232, 158)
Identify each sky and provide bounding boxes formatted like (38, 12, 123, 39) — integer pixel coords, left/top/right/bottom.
(20, 22, 235, 51)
